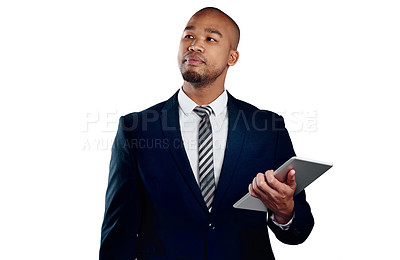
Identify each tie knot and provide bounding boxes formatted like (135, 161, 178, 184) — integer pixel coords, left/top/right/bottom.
(193, 106, 213, 118)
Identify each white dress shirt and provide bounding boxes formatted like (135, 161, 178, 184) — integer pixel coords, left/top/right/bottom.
(178, 88, 228, 186)
(177, 88, 292, 229)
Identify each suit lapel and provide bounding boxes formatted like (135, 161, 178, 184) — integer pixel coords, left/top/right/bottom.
(160, 91, 208, 212)
(212, 92, 246, 210)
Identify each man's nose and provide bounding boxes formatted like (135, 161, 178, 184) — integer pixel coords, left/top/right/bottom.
(188, 40, 204, 52)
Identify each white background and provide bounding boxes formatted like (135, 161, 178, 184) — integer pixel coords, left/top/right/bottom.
(1, 0, 399, 259)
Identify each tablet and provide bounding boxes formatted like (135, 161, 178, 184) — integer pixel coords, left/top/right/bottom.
(233, 157, 333, 212)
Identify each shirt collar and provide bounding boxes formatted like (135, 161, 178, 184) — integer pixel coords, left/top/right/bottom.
(178, 87, 228, 117)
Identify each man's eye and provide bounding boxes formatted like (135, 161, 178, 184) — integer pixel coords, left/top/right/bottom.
(207, 37, 216, 42)
(184, 35, 194, 39)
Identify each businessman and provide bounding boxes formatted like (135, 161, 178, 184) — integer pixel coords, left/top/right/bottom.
(100, 7, 314, 259)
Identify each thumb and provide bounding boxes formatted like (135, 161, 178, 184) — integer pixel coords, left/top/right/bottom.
(286, 169, 296, 190)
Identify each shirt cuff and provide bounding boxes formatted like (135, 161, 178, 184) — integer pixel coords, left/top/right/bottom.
(270, 212, 295, 231)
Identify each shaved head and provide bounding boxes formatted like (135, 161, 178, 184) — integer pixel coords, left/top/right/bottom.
(192, 7, 240, 50)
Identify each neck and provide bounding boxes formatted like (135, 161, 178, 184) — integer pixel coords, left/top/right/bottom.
(182, 72, 226, 106)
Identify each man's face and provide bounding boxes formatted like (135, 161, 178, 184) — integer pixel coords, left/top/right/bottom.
(178, 12, 238, 86)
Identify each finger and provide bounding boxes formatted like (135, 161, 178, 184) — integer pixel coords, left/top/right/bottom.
(249, 183, 260, 198)
(256, 172, 278, 197)
(264, 170, 283, 191)
(252, 174, 264, 195)
(286, 169, 297, 190)
(256, 172, 267, 187)
(265, 169, 274, 175)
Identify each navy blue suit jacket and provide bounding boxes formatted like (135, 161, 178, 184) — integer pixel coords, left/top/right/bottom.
(100, 91, 314, 259)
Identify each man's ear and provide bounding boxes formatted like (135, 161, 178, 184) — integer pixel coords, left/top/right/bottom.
(228, 50, 239, 66)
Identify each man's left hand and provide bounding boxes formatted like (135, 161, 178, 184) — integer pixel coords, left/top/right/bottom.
(249, 169, 296, 224)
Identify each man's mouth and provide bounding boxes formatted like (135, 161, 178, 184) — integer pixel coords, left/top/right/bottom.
(185, 55, 205, 65)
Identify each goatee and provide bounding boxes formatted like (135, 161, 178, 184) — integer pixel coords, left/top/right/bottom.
(182, 71, 203, 83)
(181, 67, 226, 88)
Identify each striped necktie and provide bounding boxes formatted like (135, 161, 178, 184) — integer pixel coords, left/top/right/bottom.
(193, 105, 215, 210)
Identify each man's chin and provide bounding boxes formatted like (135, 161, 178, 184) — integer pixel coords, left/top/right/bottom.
(182, 71, 203, 83)
(181, 67, 222, 88)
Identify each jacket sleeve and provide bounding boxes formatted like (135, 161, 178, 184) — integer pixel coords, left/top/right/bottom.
(100, 115, 142, 259)
(267, 115, 314, 245)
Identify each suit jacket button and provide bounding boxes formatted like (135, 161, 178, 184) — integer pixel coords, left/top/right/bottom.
(208, 223, 215, 230)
